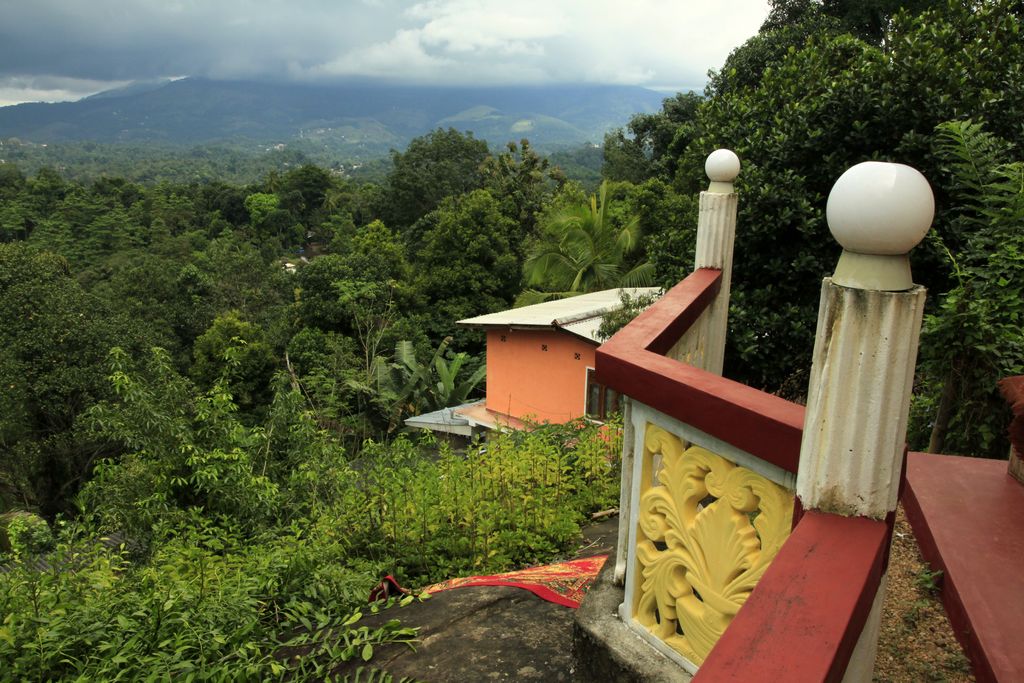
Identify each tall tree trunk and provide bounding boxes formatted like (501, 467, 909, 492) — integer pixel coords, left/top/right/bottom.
(928, 366, 959, 454)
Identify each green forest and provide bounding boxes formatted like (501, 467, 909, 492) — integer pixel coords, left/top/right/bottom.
(2, 1, 1023, 679)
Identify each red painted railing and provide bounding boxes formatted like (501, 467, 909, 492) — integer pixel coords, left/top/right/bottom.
(596, 268, 805, 473)
(596, 267, 887, 681)
(695, 511, 889, 683)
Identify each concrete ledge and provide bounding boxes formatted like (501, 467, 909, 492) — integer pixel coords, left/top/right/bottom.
(572, 550, 691, 682)
(904, 451, 1024, 683)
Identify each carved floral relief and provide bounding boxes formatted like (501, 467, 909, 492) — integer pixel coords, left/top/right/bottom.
(632, 423, 793, 664)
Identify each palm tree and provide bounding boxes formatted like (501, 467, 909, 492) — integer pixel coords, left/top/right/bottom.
(322, 186, 348, 213)
(519, 181, 653, 305)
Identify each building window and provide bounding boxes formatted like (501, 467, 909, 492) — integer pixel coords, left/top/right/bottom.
(586, 368, 620, 420)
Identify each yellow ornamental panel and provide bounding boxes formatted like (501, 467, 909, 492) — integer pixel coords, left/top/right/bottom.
(632, 424, 793, 665)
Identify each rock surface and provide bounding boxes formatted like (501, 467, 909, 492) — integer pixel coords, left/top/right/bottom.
(332, 518, 618, 682)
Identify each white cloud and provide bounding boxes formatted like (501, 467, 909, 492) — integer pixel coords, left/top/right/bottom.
(0, 0, 771, 103)
(537, 0, 770, 87)
(409, 0, 564, 54)
(0, 75, 131, 107)
(310, 29, 455, 80)
(303, 0, 768, 87)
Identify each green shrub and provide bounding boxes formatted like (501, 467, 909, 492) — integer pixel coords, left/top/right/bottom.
(333, 418, 623, 585)
(35, 350, 622, 678)
(0, 511, 53, 558)
(0, 519, 416, 681)
(914, 120, 1024, 457)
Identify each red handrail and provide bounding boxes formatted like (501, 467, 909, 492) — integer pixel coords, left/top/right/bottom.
(596, 268, 805, 473)
(694, 511, 888, 683)
(599, 268, 885, 680)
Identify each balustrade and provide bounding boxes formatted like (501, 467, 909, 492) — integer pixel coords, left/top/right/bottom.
(594, 151, 933, 681)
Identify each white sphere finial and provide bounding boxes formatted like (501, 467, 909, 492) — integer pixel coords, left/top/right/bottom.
(826, 161, 934, 291)
(827, 162, 934, 255)
(705, 149, 740, 185)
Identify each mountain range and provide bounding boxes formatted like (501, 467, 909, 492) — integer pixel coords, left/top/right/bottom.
(0, 78, 666, 155)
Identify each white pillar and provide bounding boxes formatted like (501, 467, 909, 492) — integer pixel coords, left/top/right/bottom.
(613, 396, 635, 585)
(797, 162, 933, 518)
(795, 161, 935, 682)
(616, 150, 740, 586)
(797, 281, 926, 517)
(668, 149, 740, 374)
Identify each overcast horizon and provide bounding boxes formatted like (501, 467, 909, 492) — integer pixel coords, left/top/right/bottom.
(0, 0, 770, 107)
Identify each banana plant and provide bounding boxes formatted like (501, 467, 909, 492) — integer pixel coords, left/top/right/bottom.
(392, 337, 486, 418)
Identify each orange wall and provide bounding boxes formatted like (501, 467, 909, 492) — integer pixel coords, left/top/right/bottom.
(484, 328, 596, 424)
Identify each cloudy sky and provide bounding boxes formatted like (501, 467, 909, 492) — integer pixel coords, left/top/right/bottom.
(0, 0, 770, 106)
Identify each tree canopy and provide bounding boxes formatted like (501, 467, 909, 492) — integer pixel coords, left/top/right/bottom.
(637, 0, 1024, 404)
(383, 128, 490, 229)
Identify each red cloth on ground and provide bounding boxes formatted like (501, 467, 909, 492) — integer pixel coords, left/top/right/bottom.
(422, 555, 608, 609)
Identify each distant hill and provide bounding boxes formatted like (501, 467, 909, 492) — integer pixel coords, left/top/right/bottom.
(0, 78, 665, 155)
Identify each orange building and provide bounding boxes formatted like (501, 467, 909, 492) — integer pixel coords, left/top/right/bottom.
(405, 288, 660, 437)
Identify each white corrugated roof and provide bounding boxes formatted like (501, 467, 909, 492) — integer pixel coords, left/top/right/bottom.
(404, 404, 474, 436)
(404, 400, 528, 435)
(458, 287, 661, 343)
